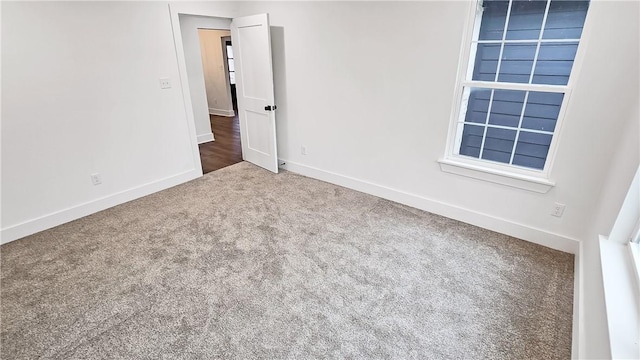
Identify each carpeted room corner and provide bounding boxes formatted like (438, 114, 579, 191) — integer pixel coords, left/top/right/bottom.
(1, 162, 574, 359)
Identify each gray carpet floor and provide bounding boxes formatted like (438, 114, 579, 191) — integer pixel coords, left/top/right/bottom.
(1, 162, 574, 359)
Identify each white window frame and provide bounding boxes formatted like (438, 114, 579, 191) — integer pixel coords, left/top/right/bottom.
(440, 0, 590, 193)
(630, 219, 640, 285)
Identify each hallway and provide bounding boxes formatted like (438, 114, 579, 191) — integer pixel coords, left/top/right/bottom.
(198, 115, 242, 174)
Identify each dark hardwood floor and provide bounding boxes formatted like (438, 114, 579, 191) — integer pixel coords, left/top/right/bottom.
(199, 114, 242, 174)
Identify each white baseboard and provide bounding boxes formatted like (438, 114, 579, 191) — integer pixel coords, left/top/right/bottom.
(279, 159, 579, 254)
(197, 132, 214, 144)
(209, 108, 235, 117)
(0, 169, 201, 245)
(572, 241, 583, 359)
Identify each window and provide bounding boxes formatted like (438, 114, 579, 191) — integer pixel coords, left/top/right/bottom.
(226, 41, 235, 85)
(445, 0, 589, 177)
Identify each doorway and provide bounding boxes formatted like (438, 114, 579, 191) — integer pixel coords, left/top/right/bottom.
(171, 7, 280, 175)
(196, 29, 242, 174)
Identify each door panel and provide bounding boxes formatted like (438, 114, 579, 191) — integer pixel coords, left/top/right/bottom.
(231, 14, 278, 173)
(246, 110, 270, 155)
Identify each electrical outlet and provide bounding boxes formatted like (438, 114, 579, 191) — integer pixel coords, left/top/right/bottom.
(301, 146, 307, 155)
(551, 203, 566, 217)
(159, 78, 171, 89)
(91, 173, 102, 186)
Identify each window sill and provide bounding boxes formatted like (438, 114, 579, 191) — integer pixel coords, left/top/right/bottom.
(438, 158, 555, 193)
(599, 237, 640, 359)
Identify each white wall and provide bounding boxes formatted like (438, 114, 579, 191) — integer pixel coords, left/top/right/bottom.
(1, 2, 204, 242)
(2, 1, 639, 356)
(178, 14, 231, 143)
(199, 29, 234, 117)
(589, 100, 640, 244)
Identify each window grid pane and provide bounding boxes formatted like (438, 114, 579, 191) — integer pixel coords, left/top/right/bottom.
(497, 43, 537, 83)
(532, 42, 579, 85)
(478, 1, 508, 40)
(543, 0, 589, 39)
(505, 0, 546, 40)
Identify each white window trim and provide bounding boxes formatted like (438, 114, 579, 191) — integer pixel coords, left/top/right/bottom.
(600, 235, 640, 360)
(629, 219, 640, 285)
(630, 241, 640, 286)
(599, 167, 640, 359)
(441, 0, 591, 190)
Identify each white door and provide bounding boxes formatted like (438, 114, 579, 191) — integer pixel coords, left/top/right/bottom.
(231, 14, 278, 173)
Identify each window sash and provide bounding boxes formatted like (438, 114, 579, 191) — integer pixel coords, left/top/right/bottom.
(454, 86, 566, 169)
(452, 85, 571, 173)
(467, 0, 577, 87)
